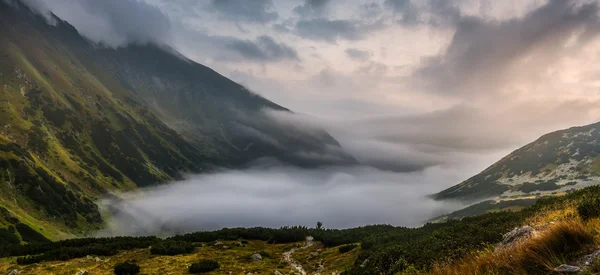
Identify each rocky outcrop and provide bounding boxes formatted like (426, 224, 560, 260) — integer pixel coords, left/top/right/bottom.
(502, 226, 535, 246)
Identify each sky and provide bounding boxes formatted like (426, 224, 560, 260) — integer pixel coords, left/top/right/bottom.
(14, 0, 600, 230)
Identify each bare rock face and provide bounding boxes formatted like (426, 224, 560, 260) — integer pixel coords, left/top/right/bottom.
(553, 264, 581, 273)
(502, 226, 535, 245)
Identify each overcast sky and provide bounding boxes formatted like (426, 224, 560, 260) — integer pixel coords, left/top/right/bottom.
(18, 0, 600, 181)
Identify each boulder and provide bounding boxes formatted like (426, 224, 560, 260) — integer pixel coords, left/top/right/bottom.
(214, 241, 223, 246)
(94, 256, 102, 262)
(274, 271, 283, 275)
(223, 245, 230, 249)
(502, 226, 534, 245)
(250, 253, 263, 261)
(7, 270, 21, 275)
(554, 264, 581, 273)
(75, 270, 89, 275)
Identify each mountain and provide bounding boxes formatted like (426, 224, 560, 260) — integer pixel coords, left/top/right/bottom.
(434, 121, 600, 202)
(0, 0, 354, 240)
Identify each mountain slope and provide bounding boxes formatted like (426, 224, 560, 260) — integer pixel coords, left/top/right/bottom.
(434, 121, 600, 202)
(0, 0, 354, 239)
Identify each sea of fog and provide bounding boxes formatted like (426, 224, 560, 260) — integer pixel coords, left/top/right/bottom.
(100, 164, 469, 236)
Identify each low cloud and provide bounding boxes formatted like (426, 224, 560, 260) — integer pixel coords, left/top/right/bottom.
(101, 164, 467, 236)
(19, 0, 172, 47)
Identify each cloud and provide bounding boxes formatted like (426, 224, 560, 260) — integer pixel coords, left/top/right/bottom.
(294, 18, 383, 42)
(293, 0, 331, 17)
(101, 165, 467, 235)
(173, 25, 299, 63)
(345, 48, 372, 62)
(207, 0, 278, 23)
(416, 0, 600, 96)
(384, 0, 461, 26)
(19, 0, 172, 47)
(227, 35, 299, 62)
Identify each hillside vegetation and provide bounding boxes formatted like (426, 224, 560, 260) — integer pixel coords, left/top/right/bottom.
(4, 185, 600, 274)
(0, 0, 355, 240)
(436, 122, 600, 202)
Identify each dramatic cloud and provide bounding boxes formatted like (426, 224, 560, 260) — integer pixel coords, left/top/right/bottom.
(417, 0, 600, 96)
(207, 0, 278, 23)
(101, 165, 467, 235)
(293, 0, 331, 17)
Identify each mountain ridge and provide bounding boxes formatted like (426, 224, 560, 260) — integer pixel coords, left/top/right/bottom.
(0, 0, 355, 240)
(434, 120, 600, 202)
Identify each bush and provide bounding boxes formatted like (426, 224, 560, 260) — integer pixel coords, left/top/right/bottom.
(114, 262, 140, 275)
(189, 260, 220, 273)
(339, 244, 358, 253)
(577, 196, 600, 220)
(150, 241, 195, 256)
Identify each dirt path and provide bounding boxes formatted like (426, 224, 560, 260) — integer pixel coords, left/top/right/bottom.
(283, 236, 316, 275)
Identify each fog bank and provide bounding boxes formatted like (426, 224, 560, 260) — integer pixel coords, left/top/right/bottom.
(101, 164, 468, 236)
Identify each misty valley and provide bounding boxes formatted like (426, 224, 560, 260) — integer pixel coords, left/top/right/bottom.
(3, 0, 600, 274)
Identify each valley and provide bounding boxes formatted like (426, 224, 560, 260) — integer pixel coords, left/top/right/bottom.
(2, 0, 600, 274)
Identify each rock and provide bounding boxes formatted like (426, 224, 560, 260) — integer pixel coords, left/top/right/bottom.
(223, 245, 230, 249)
(502, 226, 535, 245)
(94, 256, 102, 262)
(75, 270, 89, 275)
(579, 250, 600, 266)
(360, 259, 369, 268)
(86, 255, 93, 260)
(214, 241, 223, 246)
(7, 270, 21, 275)
(554, 264, 581, 273)
(250, 253, 263, 261)
(274, 271, 283, 275)
(308, 252, 319, 258)
(237, 242, 245, 247)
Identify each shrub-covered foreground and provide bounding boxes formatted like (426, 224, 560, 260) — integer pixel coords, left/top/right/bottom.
(3, 185, 600, 274)
(189, 260, 220, 273)
(114, 261, 141, 275)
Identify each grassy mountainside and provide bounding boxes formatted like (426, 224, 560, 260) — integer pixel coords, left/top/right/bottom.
(435, 121, 600, 202)
(0, 0, 354, 240)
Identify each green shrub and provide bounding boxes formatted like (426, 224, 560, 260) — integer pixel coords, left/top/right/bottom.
(189, 260, 220, 273)
(150, 241, 195, 256)
(114, 262, 140, 275)
(577, 196, 600, 220)
(339, 244, 358, 253)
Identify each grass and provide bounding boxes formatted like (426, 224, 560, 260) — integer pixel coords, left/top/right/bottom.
(430, 220, 595, 275)
(0, 239, 360, 275)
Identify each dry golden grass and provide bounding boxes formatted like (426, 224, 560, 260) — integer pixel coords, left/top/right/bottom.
(430, 219, 595, 275)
